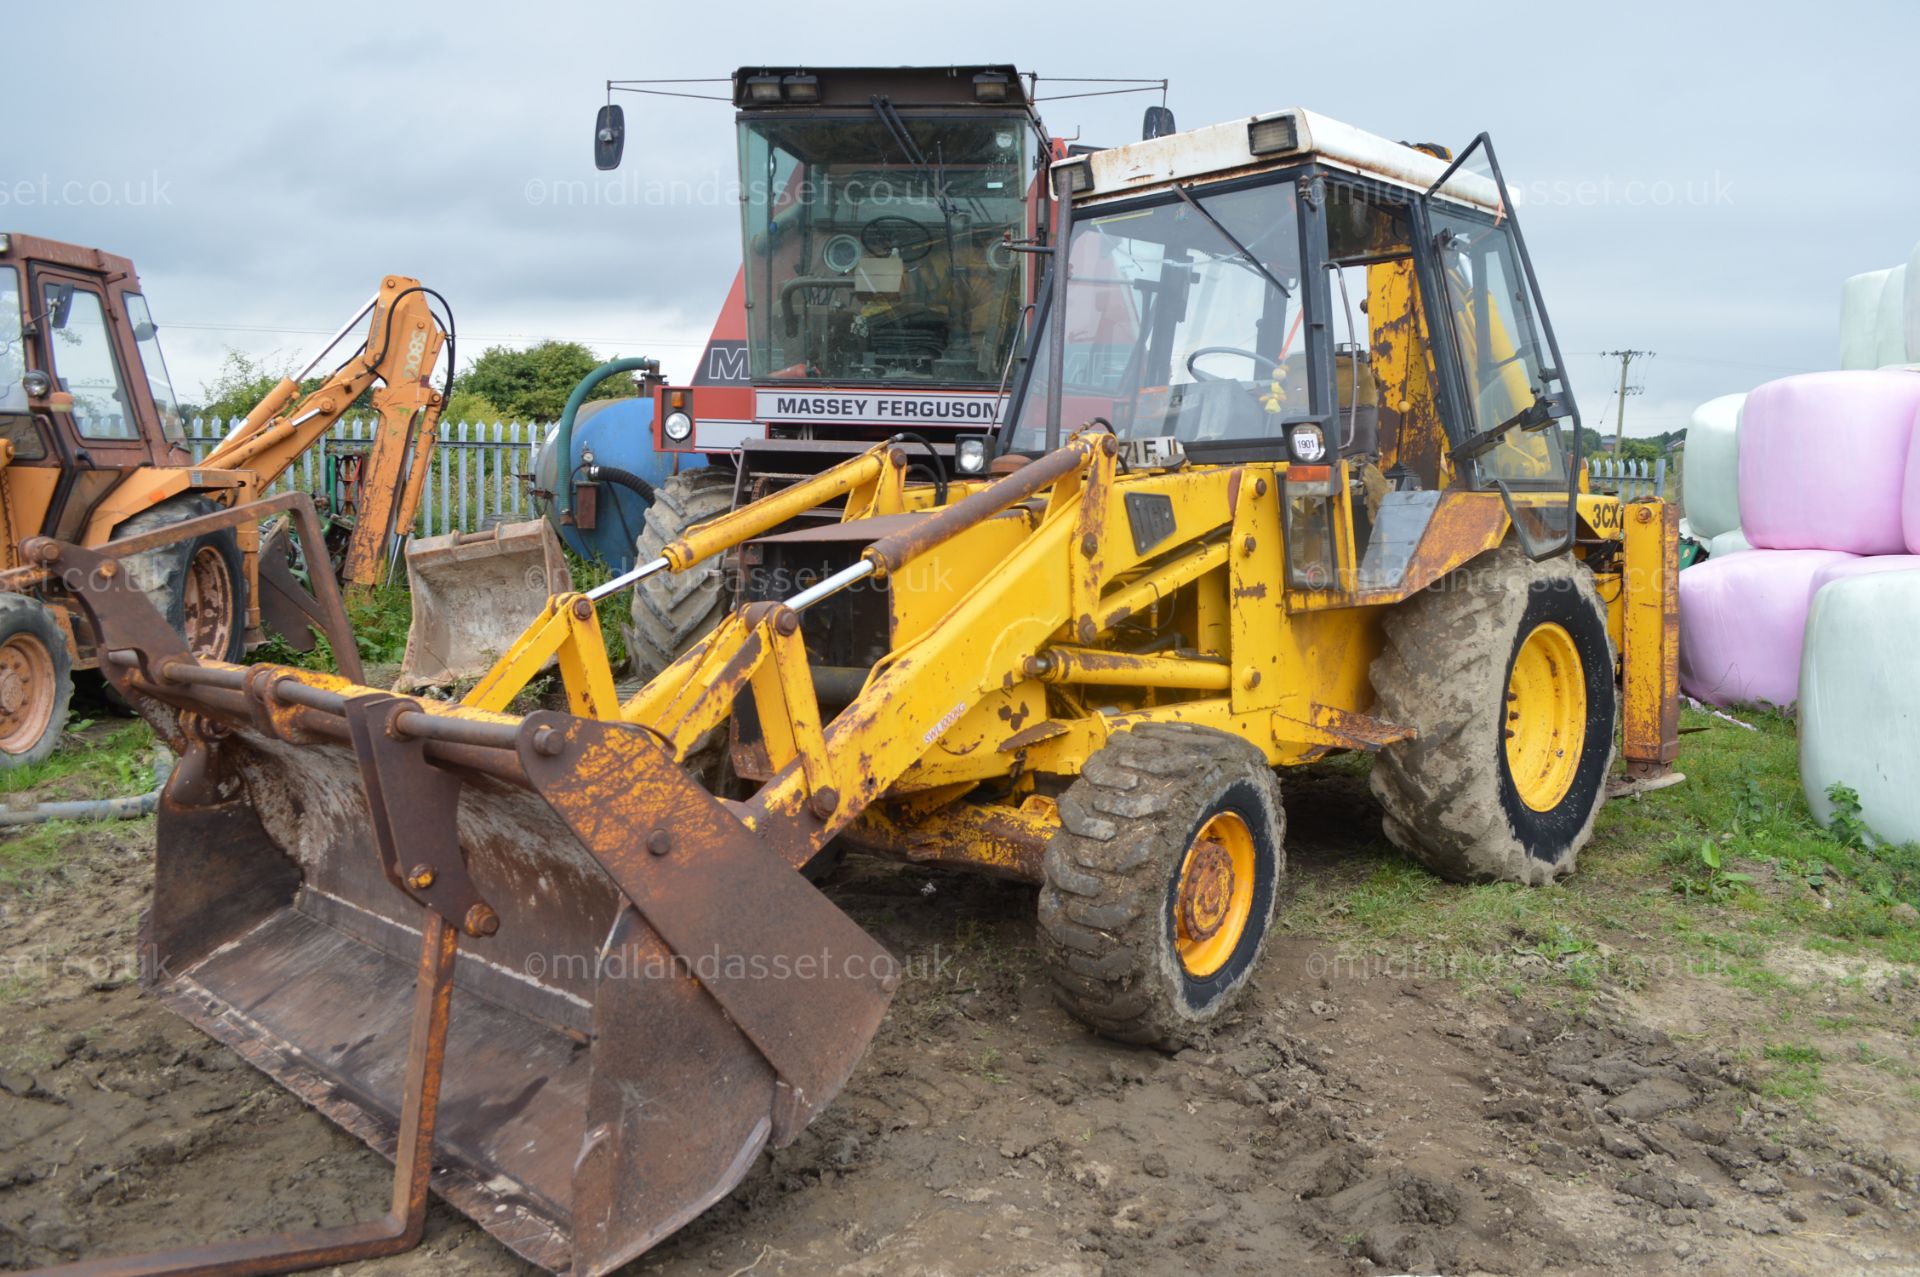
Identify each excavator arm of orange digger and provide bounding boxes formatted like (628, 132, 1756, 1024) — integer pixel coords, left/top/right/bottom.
(200, 275, 450, 586)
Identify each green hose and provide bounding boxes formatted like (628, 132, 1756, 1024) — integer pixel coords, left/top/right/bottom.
(553, 356, 658, 520)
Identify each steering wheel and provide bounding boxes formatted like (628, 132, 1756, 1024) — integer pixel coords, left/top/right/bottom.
(1185, 346, 1283, 383)
(861, 216, 935, 263)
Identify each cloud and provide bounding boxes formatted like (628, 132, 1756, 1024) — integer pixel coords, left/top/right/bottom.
(9, 0, 1916, 429)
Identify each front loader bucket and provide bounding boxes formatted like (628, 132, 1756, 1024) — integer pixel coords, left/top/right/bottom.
(399, 519, 572, 689)
(43, 540, 897, 1276)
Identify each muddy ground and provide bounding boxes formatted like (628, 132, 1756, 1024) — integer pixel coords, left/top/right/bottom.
(3, 767, 1918, 1275)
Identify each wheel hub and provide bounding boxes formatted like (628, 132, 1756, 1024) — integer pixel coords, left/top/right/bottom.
(183, 545, 235, 658)
(1173, 810, 1258, 979)
(0, 632, 56, 754)
(1505, 621, 1586, 812)
(1178, 842, 1234, 942)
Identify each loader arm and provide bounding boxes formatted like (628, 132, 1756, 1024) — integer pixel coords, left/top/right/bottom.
(195, 275, 449, 584)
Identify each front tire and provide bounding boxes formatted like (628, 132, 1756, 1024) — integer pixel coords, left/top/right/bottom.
(0, 595, 72, 768)
(626, 466, 736, 683)
(1038, 723, 1285, 1047)
(1369, 547, 1616, 884)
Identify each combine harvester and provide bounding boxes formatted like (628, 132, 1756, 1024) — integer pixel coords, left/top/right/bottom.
(30, 101, 1680, 1276)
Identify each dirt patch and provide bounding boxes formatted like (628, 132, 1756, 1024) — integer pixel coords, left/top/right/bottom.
(4, 775, 1918, 1274)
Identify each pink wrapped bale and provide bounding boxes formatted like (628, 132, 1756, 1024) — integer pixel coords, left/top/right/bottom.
(1738, 371, 1920, 554)
(1678, 549, 1857, 707)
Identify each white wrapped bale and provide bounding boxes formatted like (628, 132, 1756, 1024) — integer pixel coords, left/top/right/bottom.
(1739, 371, 1920, 554)
(1908, 243, 1920, 364)
(1843, 269, 1894, 369)
(1681, 393, 1745, 539)
(1874, 265, 1909, 369)
(1706, 528, 1751, 558)
(1801, 567, 1920, 843)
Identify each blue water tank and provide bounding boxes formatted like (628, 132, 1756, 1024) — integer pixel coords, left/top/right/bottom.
(533, 398, 707, 569)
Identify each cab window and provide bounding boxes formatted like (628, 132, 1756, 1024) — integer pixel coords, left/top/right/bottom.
(42, 282, 136, 440)
(1429, 206, 1566, 486)
(123, 293, 185, 441)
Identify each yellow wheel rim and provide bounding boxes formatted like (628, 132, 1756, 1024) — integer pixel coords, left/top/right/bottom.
(1505, 622, 1586, 812)
(1174, 810, 1257, 978)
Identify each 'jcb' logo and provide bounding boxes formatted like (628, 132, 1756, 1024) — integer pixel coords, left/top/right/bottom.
(402, 329, 429, 381)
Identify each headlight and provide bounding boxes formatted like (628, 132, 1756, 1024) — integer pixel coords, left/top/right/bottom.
(956, 437, 987, 474)
(663, 411, 693, 442)
(1288, 422, 1327, 464)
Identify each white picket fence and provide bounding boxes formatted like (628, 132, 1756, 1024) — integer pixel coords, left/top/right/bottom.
(1587, 455, 1667, 501)
(184, 418, 550, 537)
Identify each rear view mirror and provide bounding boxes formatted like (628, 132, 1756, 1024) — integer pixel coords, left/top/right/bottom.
(46, 283, 74, 329)
(595, 104, 625, 171)
(1142, 105, 1176, 140)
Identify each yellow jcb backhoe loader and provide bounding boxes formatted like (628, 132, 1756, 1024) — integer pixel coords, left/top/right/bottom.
(0, 241, 554, 765)
(27, 110, 1679, 1276)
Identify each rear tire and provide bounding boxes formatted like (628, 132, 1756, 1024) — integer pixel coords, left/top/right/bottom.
(114, 495, 249, 663)
(626, 467, 735, 683)
(1038, 723, 1285, 1048)
(0, 595, 72, 768)
(1368, 547, 1615, 884)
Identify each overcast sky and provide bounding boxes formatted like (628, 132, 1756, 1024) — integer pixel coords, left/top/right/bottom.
(9, 0, 1917, 436)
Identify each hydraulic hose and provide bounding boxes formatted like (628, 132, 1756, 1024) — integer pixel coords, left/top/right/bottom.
(589, 463, 657, 504)
(0, 757, 173, 828)
(553, 357, 660, 521)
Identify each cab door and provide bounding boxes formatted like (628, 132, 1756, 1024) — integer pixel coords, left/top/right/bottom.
(26, 267, 158, 539)
(1420, 136, 1583, 557)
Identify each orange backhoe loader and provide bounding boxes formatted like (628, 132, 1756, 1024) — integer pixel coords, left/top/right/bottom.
(0, 235, 461, 764)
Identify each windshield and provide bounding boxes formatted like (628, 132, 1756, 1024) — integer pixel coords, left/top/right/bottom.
(1007, 179, 1306, 451)
(739, 114, 1030, 385)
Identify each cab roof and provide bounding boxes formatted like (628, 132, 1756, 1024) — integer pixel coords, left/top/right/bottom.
(1057, 108, 1501, 212)
(731, 65, 1030, 111)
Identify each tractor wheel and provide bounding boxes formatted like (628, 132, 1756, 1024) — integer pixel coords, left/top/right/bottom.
(1369, 547, 1615, 885)
(0, 594, 72, 768)
(626, 466, 736, 683)
(1038, 723, 1285, 1048)
(114, 495, 249, 663)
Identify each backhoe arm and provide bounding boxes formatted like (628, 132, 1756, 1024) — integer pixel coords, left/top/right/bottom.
(201, 275, 449, 585)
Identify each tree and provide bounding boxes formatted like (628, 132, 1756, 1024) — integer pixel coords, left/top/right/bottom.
(190, 348, 375, 425)
(452, 340, 640, 423)
(190, 350, 301, 423)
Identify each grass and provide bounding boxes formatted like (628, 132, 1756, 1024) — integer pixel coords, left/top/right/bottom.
(250, 579, 415, 673)
(0, 718, 155, 800)
(1282, 705, 1920, 998)
(0, 718, 159, 889)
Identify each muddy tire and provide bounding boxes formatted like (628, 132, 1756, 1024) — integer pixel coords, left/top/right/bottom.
(626, 466, 736, 683)
(0, 594, 72, 768)
(1038, 723, 1285, 1048)
(114, 495, 249, 663)
(1369, 547, 1615, 885)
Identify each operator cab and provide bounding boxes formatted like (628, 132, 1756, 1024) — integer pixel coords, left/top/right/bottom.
(1000, 110, 1584, 585)
(0, 233, 188, 540)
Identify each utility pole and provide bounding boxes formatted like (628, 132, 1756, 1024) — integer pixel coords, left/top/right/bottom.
(1602, 349, 1654, 454)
